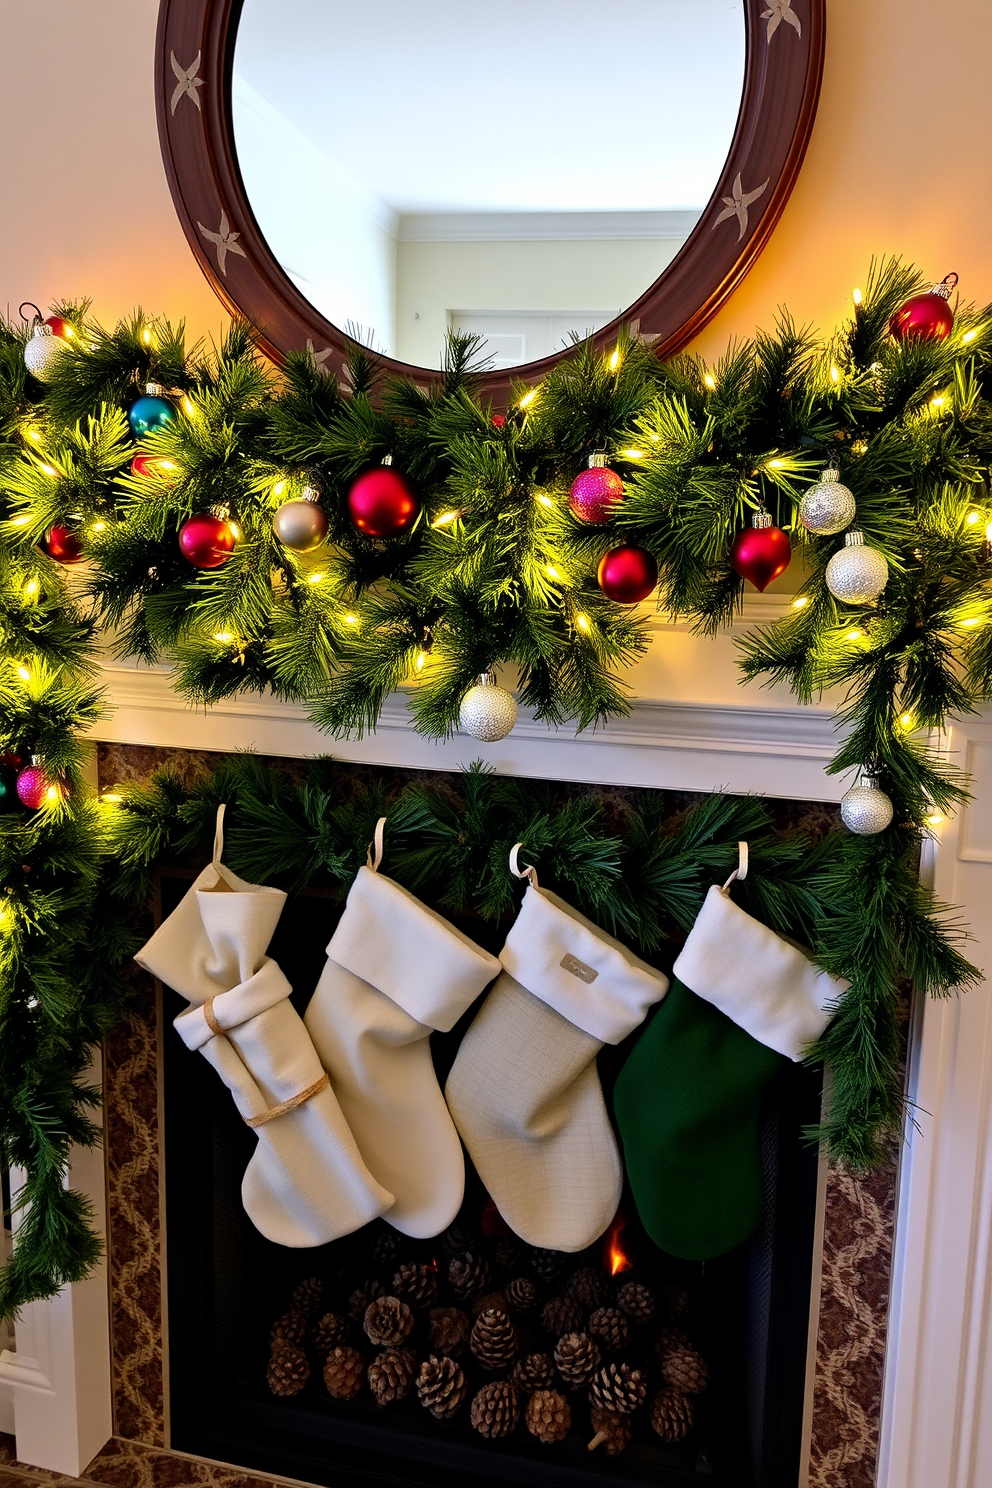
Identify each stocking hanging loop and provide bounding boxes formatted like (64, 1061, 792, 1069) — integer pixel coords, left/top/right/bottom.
(509, 843, 539, 888)
(367, 816, 386, 872)
(212, 803, 226, 864)
(722, 841, 749, 894)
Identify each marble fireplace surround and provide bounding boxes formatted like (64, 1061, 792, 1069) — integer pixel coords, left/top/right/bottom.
(2, 602, 991, 1488)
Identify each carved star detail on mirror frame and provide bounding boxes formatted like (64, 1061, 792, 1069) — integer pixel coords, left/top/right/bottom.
(197, 211, 247, 276)
(762, 1, 802, 41)
(714, 174, 770, 242)
(170, 51, 204, 114)
(305, 339, 333, 373)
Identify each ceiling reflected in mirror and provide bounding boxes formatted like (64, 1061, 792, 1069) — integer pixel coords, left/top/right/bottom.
(232, 0, 745, 372)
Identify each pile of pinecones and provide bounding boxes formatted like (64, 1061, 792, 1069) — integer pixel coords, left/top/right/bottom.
(265, 1218, 711, 1457)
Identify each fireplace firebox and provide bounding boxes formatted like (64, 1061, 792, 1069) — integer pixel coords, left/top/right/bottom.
(161, 872, 821, 1488)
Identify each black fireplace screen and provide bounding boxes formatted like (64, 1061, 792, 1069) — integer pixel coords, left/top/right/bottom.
(161, 873, 821, 1488)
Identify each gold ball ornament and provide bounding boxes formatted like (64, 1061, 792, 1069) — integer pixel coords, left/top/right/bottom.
(840, 775, 894, 835)
(272, 486, 329, 551)
(458, 673, 518, 742)
(825, 530, 889, 604)
(799, 466, 857, 535)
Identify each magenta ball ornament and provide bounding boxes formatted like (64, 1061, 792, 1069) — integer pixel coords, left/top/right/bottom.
(596, 544, 658, 604)
(889, 274, 957, 342)
(569, 463, 624, 525)
(16, 762, 51, 810)
(179, 513, 238, 569)
(347, 464, 419, 539)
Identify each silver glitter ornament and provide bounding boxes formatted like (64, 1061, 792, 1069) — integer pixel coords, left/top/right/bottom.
(458, 672, 518, 742)
(799, 466, 856, 535)
(272, 486, 329, 551)
(23, 324, 68, 382)
(825, 529, 889, 604)
(840, 775, 894, 835)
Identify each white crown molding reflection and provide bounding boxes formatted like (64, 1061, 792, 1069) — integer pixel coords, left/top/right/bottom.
(396, 210, 703, 243)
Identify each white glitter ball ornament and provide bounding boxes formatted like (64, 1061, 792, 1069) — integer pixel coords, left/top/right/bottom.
(825, 529, 889, 604)
(840, 776, 894, 835)
(799, 466, 857, 535)
(458, 672, 518, 742)
(23, 324, 68, 382)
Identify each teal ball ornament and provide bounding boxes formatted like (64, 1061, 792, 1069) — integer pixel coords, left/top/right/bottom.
(0, 765, 20, 814)
(129, 383, 175, 438)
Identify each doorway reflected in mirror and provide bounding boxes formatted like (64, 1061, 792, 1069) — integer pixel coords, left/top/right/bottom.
(232, 0, 745, 370)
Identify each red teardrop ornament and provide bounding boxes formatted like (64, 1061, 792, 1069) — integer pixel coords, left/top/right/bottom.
(730, 517, 791, 592)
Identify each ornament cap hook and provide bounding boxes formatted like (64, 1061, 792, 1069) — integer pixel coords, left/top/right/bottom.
(145, 382, 164, 397)
(588, 451, 608, 468)
(752, 508, 772, 529)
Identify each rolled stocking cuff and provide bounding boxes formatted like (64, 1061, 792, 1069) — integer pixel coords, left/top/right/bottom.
(328, 866, 500, 1031)
(499, 885, 668, 1044)
(672, 884, 848, 1061)
(173, 957, 292, 1052)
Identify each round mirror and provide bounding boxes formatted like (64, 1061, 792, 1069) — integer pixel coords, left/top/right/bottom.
(155, 0, 824, 399)
(231, 0, 745, 372)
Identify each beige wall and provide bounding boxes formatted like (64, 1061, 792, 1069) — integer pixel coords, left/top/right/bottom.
(1, 0, 990, 357)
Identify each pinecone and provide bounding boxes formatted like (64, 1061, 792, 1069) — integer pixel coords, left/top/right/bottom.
(491, 1235, 525, 1277)
(471, 1289, 509, 1318)
(650, 1386, 694, 1442)
(588, 1307, 631, 1353)
(364, 1295, 414, 1348)
(541, 1295, 583, 1336)
(428, 1306, 471, 1356)
(267, 1343, 309, 1397)
(370, 1228, 406, 1273)
(525, 1388, 571, 1444)
(368, 1348, 417, 1406)
(441, 1219, 480, 1259)
(567, 1266, 609, 1310)
(505, 1277, 539, 1317)
(270, 1309, 308, 1348)
(392, 1261, 438, 1310)
(511, 1353, 556, 1393)
(658, 1283, 691, 1321)
(348, 1280, 385, 1322)
(588, 1407, 632, 1456)
(660, 1343, 710, 1395)
(529, 1247, 565, 1285)
(312, 1311, 348, 1358)
(416, 1355, 467, 1420)
(554, 1331, 601, 1389)
(617, 1280, 655, 1324)
(470, 1308, 519, 1371)
(291, 1277, 326, 1320)
(588, 1362, 648, 1415)
(448, 1251, 492, 1301)
(654, 1324, 691, 1358)
(323, 1345, 366, 1401)
(470, 1379, 521, 1439)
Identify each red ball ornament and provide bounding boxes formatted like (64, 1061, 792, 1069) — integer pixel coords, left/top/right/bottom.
(730, 511, 792, 592)
(569, 455, 624, 525)
(179, 513, 238, 569)
(43, 316, 70, 339)
(347, 461, 419, 539)
(131, 453, 177, 480)
(597, 544, 658, 604)
(491, 414, 506, 428)
(16, 760, 52, 810)
(889, 273, 957, 342)
(43, 525, 84, 563)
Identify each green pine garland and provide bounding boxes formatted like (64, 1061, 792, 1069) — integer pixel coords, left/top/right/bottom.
(0, 256, 988, 1314)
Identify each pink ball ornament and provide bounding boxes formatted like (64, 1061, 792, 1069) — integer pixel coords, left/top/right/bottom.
(16, 761, 52, 810)
(569, 456, 624, 525)
(730, 512, 791, 592)
(597, 544, 658, 604)
(179, 513, 238, 569)
(347, 461, 419, 539)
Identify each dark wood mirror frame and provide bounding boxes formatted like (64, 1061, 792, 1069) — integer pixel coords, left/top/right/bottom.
(156, 0, 824, 404)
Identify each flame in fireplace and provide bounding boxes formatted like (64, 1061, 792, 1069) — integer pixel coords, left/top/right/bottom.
(606, 1213, 632, 1276)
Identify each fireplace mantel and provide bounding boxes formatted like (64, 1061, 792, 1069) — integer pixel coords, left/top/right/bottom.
(1, 615, 990, 1488)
